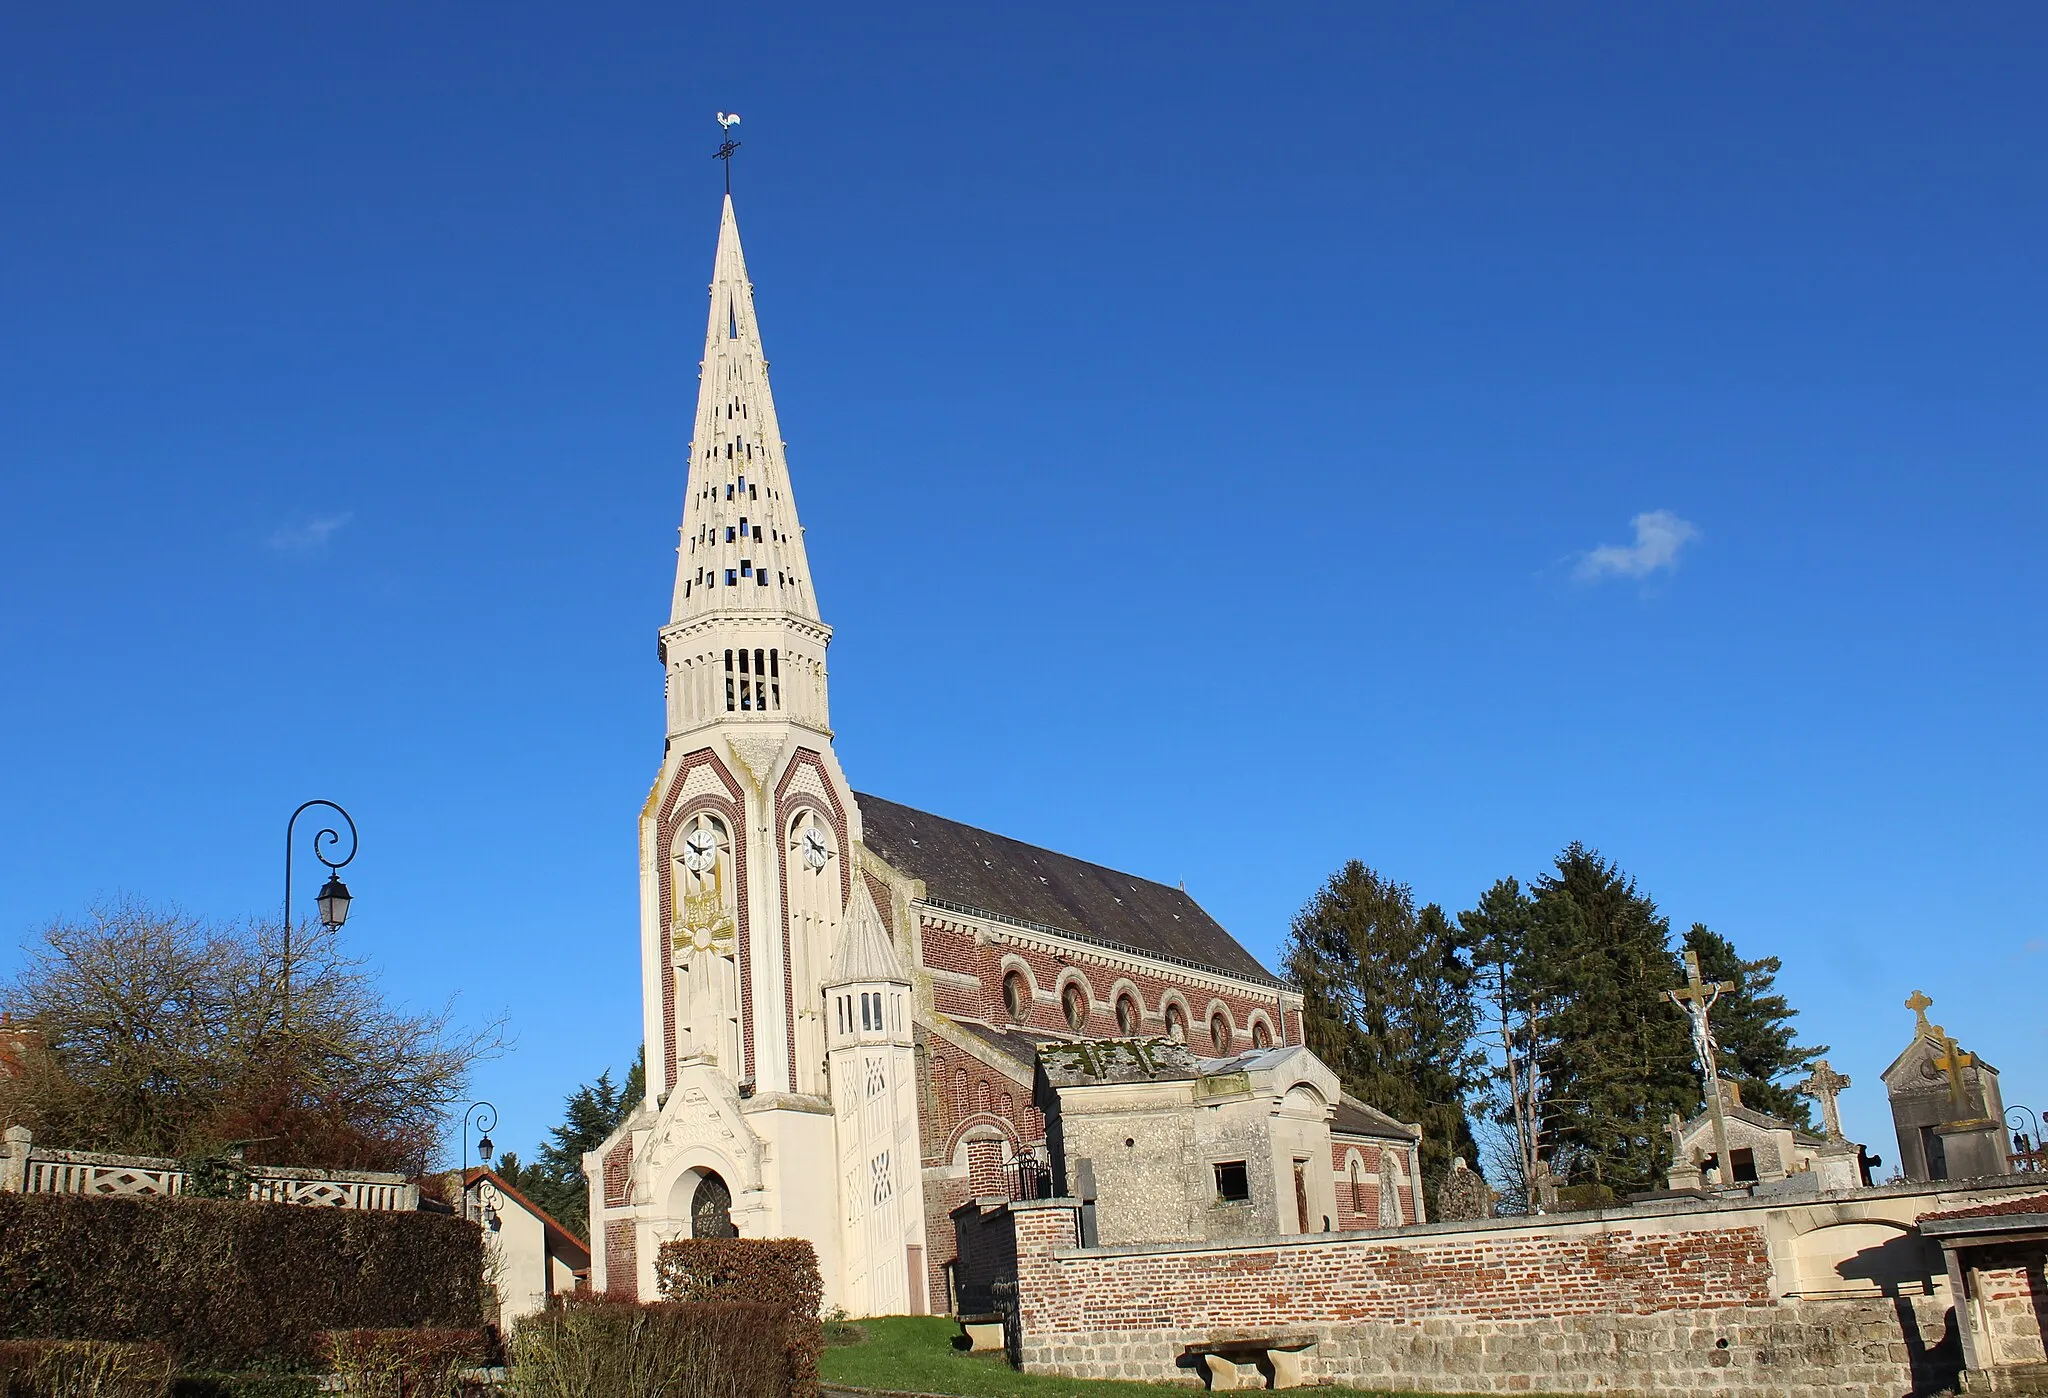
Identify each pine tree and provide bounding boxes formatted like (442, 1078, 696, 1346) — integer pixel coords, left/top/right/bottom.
(502, 1047, 645, 1239)
(1525, 844, 1694, 1196)
(1460, 877, 1546, 1208)
(1282, 862, 1481, 1195)
(1681, 923, 1825, 1127)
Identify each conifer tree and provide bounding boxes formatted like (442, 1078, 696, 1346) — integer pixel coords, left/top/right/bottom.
(496, 1048, 645, 1239)
(1680, 923, 1825, 1127)
(1524, 844, 1694, 1196)
(1282, 862, 1480, 1195)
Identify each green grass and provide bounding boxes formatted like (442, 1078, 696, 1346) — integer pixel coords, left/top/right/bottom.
(817, 1316, 1480, 1398)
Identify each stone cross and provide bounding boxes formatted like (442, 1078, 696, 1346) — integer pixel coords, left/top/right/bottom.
(1929, 1024, 1978, 1121)
(1906, 989, 1934, 1037)
(1797, 1059, 1852, 1141)
(1668, 949, 1736, 1183)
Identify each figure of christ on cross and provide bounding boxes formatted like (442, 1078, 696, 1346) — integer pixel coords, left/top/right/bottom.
(1668, 949, 1736, 1186)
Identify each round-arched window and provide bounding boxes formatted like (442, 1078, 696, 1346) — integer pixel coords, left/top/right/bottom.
(1115, 995, 1139, 1035)
(1003, 971, 1029, 1023)
(1252, 1019, 1272, 1049)
(1062, 983, 1087, 1031)
(1210, 1013, 1231, 1054)
(1165, 1003, 1187, 1042)
(691, 1171, 737, 1239)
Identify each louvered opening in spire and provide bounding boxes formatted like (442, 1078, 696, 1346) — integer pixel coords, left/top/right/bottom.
(668, 195, 824, 629)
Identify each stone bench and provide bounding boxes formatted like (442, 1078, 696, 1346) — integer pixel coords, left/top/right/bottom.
(1180, 1335, 1317, 1391)
(955, 1312, 1006, 1353)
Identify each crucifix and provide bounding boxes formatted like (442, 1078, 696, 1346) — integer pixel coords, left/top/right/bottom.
(1668, 949, 1736, 1185)
(1797, 1059, 1852, 1141)
(1929, 1024, 1978, 1121)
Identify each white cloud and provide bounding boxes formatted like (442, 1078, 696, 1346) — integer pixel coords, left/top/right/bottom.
(266, 512, 354, 555)
(1574, 509, 1699, 582)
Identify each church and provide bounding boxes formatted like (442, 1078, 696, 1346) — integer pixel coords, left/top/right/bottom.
(583, 193, 1424, 1315)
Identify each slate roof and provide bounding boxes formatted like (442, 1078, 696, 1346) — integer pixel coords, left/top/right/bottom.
(944, 1019, 1058, 1074)
(1038, 1037, 1202, 1087)
(856, 793, 1277, 984)
(1331, 1094, 1419, 1142)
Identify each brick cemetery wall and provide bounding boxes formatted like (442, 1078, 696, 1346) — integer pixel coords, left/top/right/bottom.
(992, 1180, 2048, 1398)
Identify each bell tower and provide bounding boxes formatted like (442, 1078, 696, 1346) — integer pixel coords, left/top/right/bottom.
(612, 190, 877, 1306)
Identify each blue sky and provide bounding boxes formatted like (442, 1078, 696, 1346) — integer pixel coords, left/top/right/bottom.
(2, 3, 2042, 1167)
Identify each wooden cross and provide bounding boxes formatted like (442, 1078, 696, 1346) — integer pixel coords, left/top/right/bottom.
(1906, 989, 1934, 1037)
(1667, 950, 1737, 1184)
(1929, 1024, 1977, 1119)
(1797, 1059, 1852, 1141)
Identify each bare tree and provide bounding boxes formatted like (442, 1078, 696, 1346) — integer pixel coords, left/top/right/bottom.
(0, 897, 505, 1175)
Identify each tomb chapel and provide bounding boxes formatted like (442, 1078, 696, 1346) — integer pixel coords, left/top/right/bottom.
(582, 193, 1424, 1315)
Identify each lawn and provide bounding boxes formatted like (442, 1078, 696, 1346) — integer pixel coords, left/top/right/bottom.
(818, 1316, 1481, 1398)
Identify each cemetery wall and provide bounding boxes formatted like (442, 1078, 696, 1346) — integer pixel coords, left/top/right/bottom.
(993, 1179, 2047, 1398)
(1968, 1242, 2048, 1370)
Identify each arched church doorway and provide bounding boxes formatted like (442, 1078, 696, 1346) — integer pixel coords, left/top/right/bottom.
(691, 1171, 737, 1238)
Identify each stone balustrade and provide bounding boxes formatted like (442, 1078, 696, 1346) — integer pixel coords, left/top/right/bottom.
(1, 1126, 418, 1211)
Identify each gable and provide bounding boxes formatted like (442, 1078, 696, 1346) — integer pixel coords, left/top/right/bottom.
(856, 793, 1276, 983)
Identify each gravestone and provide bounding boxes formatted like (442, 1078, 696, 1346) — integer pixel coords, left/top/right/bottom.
(1436, 1157, 1494, 1221)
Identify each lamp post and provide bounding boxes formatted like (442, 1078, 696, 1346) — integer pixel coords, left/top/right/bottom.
(462, 1101, 500, 1229)
(282, 800, 358, 1030)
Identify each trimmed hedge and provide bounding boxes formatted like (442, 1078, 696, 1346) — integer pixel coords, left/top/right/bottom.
(510, 1298, 785, 1398)
(318, 1329, 494, 1398)
(0, 1194, 485, 1371)
(0, 1340, 173, 1398)
(654, 1239, 820, 1398)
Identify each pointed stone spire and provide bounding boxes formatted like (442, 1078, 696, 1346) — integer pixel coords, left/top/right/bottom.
(670, 195, 822, 626)
(826, 882, 908, 988)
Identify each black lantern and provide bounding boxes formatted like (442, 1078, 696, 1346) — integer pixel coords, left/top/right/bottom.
(316, 873, 352, 929)
(477, 1133, 494, 1163)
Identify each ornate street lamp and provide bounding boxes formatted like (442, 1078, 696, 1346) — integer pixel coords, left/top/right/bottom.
(461, 1101, 501, 1230)
(283, 800, 358, 1029)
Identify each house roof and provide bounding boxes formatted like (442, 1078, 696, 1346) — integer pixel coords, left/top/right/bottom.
(1331, 1094, 1419, 1142)
(856, 793, 1278, 984)
(463, 1168, 592, 1268)
(1037, 1037, 1202, 1087)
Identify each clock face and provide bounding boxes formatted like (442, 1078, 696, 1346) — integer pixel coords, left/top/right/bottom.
(683, 827, 719, 874)
(801, 827, 830, 870)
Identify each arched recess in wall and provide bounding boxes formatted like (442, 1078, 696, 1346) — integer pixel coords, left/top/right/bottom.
(671, 806, 742, 1077)
(1158, 991, 1192, 1043)
(1203, 999, 1237, 1054)
(784, 805, 840, 1094)
(1247, 1009, 1277, 1049)
(1055, 970, 1095, 1033)
(998, 956, 1038, 1025)
(1342, 1149, 1367, 1218)
(1786, 1220, 1938, 1298)
(1107, 978, 1143, 1035)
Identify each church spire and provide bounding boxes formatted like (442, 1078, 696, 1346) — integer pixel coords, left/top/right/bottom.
(670, 195, 822, 628)
(660, 194, 833, 739)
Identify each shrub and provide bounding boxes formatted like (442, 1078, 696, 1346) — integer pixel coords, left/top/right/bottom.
(0, 1340, 173, 1398)
(654, 1239, 820, 1398)
(0, 1194, 485, 1370)
(167, 1377, 321, 1398)
(318, 1330, 494, 1398)
(509, 1298, 784, 1398)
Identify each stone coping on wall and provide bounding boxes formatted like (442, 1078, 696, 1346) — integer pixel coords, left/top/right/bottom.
(17, 1142, 407, 1185)
(1036, 1175, 2048, 1260)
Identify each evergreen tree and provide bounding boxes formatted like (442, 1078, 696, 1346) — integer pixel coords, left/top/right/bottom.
(1681, 923, 1825, 1127)
(500, 1047, 645, 1239)
(1282, 862, 1481, 1195)
(1524, 844, 1693, 1195)
(1460, 877, 1547, 1209)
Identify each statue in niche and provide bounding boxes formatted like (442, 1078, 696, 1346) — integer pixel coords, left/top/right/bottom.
(673, 812, 741, 1069)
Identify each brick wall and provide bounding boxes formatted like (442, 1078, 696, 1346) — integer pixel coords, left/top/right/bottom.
(604, 1218, 637, 1301)
(993, 1200, 1968, 1397)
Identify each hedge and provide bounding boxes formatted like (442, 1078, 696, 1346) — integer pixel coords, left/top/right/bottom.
(0, 1340, 173, 1398)
(510, 1298, 785, 1398)
(654, 1238, 820, 1398)
(318, 1329, 495, 1398)
(0, 1194, 485, 1371)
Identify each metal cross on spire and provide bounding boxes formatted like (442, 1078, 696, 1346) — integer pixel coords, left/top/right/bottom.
(713, 112, 742, 195)
(1668, 948, 1738, 1186)
(1797, 1059, 1853, 1142)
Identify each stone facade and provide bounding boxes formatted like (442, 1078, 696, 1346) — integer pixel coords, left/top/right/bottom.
(585, 191, 1312, 1317)
(981, 1179, 2048, 1397)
